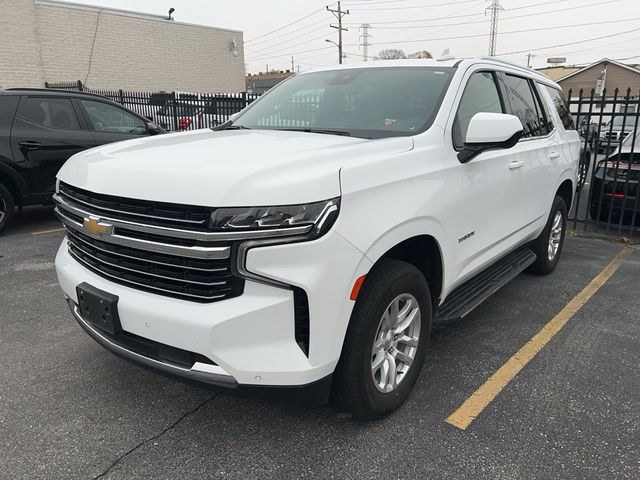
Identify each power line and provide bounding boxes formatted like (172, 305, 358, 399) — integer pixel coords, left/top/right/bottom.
(341, 17, 640, 47)
(349, 0, 477, 10)
(246, 7, 325, 43)
(366, 0, 619, 29)
(496, 26, 640, 57)
(247, 17, 328, 47)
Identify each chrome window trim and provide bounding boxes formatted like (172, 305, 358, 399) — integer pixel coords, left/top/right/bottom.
(54, 193, 314, 241)
(55, 207, 231, 260)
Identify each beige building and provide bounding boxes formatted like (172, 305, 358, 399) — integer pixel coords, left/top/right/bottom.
(0, 0, 246, 92)
(555, 59, 640, 98)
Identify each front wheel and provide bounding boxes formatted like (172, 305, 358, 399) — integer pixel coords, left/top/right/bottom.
(528, 195, 567, 275)
(332, 259, 432, 420)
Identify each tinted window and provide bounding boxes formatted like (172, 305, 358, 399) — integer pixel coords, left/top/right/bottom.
(544, 86, 574, 130)
(233, 67, 454, 139)
(531, 83, 554, 135)
(503, 75, 547, 138)
(81, 100, 146, 134)
(21, 97, 80, 130)
(453, 72, 504, 148)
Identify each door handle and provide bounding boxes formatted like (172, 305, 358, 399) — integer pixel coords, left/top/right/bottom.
(549, 152, 561, 160)
(19, 140, 43, 150)
(509, 160, 524, 170)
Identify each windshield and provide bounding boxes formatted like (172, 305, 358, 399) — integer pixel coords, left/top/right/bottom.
(232, 67, 454, 139)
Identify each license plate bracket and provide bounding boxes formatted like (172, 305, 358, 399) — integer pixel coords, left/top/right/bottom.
(76, 283, 122, 335)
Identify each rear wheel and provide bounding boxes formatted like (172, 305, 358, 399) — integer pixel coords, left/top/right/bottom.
(529, 195, 567, 275)
(0, 183, 16, 234)
(332, 259, 432, 420)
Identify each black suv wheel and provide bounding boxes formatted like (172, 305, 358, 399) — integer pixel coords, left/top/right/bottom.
(0, 183, 16, 234)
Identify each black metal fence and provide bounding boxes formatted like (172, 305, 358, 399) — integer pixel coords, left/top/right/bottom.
(45, 81, 261, 132)
(568, 87, 640, 238)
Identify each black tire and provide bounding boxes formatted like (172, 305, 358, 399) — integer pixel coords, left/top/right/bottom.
(528, 195, 567, 275)
(0, 183, 16, 234)
(331, 259, 432, 420)
(577, 151, 590, 191)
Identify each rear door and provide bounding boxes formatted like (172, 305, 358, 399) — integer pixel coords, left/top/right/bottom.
(75, 99, 150, 145)
(10, 95, 94, 197)
(499, 73, 556, 231)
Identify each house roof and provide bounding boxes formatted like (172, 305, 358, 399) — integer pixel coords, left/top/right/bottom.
(556, 58, 640, 83)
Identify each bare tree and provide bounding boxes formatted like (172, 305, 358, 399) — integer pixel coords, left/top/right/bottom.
(408, 50, 433, 59)
(377, 49, 407, 60)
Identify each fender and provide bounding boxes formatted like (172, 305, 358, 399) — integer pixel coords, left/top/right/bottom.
(360, 217, 451, 301)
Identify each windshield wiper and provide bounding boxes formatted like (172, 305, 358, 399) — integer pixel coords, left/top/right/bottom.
(214, 124, 251, 131)
(274, 128, 352, 137)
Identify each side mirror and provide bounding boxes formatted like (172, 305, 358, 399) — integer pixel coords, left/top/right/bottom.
(146, 122, 164, 135)
(458, 112, 524, 163)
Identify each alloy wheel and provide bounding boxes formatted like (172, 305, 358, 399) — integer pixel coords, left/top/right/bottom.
(548, 211, 563, 261)
(371, 293, 421, 393)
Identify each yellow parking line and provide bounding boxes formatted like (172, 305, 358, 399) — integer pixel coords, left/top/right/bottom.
(445, 247, 634, 431)
(31, 227, 65, 235)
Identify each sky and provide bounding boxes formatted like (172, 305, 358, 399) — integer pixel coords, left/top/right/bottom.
(58, 0, 640, 74)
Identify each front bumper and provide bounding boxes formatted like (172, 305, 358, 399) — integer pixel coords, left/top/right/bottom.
(55, 228, 371, 390)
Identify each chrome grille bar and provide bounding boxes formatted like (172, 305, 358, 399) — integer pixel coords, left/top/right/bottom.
(53, 193, 313, 242)
(55, 207, 231, 260)
(65, 228, 226, 273)
(68, 240, 228, 287)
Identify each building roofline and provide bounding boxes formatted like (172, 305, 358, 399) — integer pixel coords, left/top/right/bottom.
(33, 0, 243, 35)
(557, 58, 640, 82)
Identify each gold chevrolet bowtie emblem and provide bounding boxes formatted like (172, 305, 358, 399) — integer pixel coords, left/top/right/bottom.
(83, 216, 113, 236)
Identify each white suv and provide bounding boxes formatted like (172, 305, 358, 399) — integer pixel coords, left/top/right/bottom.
(54, 58, 579, 419)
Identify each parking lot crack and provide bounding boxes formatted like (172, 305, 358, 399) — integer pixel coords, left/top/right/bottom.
(92, 394, 217, 479)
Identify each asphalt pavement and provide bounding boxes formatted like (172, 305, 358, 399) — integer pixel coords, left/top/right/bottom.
(1, 206, 638, 480)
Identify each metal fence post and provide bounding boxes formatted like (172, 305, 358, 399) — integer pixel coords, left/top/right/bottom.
(172, 91, 178, 132)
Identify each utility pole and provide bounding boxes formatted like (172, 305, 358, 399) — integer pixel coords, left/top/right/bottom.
(327, 1, 349, 64)
(526, 53, 536, 68)
(291, 56, 295, 72)
(359, 23, 372, 62)
(487, 0, 502, 57)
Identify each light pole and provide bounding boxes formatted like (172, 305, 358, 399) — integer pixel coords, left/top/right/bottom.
(325, 39, 346, 64)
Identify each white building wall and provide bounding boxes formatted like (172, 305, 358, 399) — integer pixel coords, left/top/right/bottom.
(0, 0, 245, 93)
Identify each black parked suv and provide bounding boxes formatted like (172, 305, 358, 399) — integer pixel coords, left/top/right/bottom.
(0, 88, 165, 233)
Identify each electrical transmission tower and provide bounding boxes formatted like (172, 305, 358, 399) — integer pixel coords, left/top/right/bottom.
(359, 24, 372, 62)
(487, 0, 502, 57)
(327, 1, 349, 64)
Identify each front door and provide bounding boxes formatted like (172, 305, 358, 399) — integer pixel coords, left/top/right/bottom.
(75, 99, 151, 145)
(448, 69, 527, 284)
(10, 96, 94, 197)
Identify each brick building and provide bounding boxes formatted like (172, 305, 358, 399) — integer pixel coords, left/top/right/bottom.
(0, 0, 246, 92)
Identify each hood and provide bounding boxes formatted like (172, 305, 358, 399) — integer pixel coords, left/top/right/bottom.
(57, 129, 413, 206)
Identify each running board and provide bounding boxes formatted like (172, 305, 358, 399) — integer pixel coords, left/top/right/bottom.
(435, 248, 537, 322)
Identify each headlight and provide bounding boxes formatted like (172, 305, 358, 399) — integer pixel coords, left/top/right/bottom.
(208, 198, 340, 239)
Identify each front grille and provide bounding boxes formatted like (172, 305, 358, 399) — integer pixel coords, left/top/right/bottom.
(66, 228, 244, 302)
(55, 183, 245, 303)
(59, 182, 214, 231)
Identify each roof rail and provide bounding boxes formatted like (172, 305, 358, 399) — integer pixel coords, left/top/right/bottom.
(5, 87, 109, 99)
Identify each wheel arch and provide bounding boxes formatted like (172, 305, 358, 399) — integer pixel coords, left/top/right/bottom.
(556, 177, 574, 211)
(0, 163, 27, 206)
